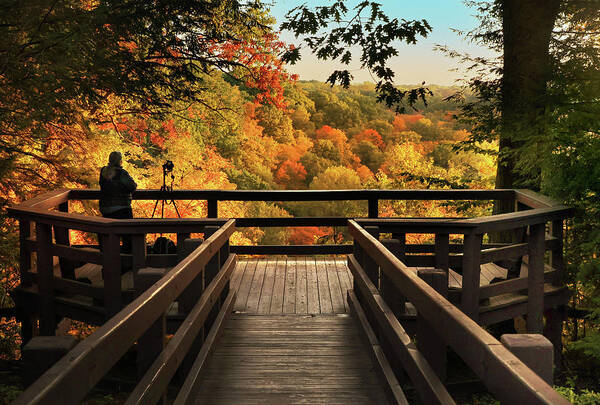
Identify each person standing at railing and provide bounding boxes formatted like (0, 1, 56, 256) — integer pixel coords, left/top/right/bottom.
(99, 151, 137, 254)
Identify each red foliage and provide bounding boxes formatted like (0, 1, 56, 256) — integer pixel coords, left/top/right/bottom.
(208, 32, 297, 109)
(314, 125, 348, 148)
(288, 227, 331, 245)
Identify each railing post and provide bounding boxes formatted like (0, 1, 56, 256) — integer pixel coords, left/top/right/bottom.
(527, 223, 545, 333)
(461, 232, 482, 321)
(178, 237, 206, 379)
(19, 220, 33, 287)
(207, 199, 218, 218)
(101, 233, 122, 317)
(435, 233, 449, 286)
(176, 232, 191, 263)
(204, 226, 221, 332)
(131, 234, 147, 292)
(363, 226, 380, 289)
(54, 202, 75, 280)
(417, 269, 448, 382)
(380, 239, 406, 316)
(136, 268, 167, 380)
(220, 238, 230, 302)
(546, 218, 566, 368)
(36, 223, 56, 336)
(550, 220, 564, 286)
(368, 198, 378, 218)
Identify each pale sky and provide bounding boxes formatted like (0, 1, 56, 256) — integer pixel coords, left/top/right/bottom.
(269, 0, 498, 86)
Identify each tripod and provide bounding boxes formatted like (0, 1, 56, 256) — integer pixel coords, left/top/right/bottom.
(151, 165, 181, 219)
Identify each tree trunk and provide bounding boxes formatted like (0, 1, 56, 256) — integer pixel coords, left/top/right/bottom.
(495, 0, 561, 211)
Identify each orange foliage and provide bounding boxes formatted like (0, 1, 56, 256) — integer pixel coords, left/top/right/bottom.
(356, 165, 374, 181)
(393, 114, 424, 132)
(315, 125, 348, 148)
(274, 160, 307, 189)
(351, 129, 384, 150)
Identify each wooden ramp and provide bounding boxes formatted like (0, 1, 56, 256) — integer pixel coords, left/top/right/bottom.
(192, 314, 390, 405)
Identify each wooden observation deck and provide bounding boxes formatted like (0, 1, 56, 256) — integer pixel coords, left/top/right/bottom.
(7, 189, 573, 404)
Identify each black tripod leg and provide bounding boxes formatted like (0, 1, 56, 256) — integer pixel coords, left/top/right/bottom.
(172, 200, 181, 218)
(151, 198, 160, 218)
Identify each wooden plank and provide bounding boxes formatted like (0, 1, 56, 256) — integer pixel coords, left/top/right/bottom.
(270, 258, 286, 314)
(295, 257, 308, 315)
(326, 259, 346, 313)
(305, 257, 320, 314)
(257, 258, 276, 314)
(234, 258, 257, 312)
(230, 259, 247, 292)
(480, 243, 529, 264)
(245, 258, 267, 313)
(230, 244, 353, 255)
(316, 259, 333, 314)
(283, 257, 297, 314)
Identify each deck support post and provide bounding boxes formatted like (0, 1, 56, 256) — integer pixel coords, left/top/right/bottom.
(54, 202, 75, 280)
(461, 233, 483, 321)
(19, 220, 33, 287)
(137, 268, 167, 378)
(207, 200, 218, 218)
(363, 227, 380, 288)
(527, 223, 545, 333)
(36, 223, 56, 336)
(380, 239, 406, 316)
(101, 233, 122, 317)
(179, 238, 206, 380)
(368, 198, 378, 218)
(417, 269, 448, 382)
(435, 233, 449, 286)
(204, 226, 221, 332)
(131, 234, 147, 291)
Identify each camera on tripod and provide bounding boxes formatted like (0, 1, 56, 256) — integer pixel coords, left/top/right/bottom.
(151, 159, 181, 220)
(162, 160, 174, 174)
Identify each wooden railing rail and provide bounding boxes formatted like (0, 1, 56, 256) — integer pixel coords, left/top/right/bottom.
(11, 219, 236, 405)
(348, 220, 569, 405)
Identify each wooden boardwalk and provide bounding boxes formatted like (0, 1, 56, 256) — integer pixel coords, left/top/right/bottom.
(192, 314, 389, 405)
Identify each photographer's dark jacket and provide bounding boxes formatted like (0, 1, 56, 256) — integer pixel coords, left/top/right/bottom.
(99, 166, 137, 215)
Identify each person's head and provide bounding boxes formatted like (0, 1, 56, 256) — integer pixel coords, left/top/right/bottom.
(108, 151, 123, 167)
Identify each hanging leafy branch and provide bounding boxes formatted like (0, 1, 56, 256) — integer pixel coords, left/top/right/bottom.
(281, 0, 433, 112)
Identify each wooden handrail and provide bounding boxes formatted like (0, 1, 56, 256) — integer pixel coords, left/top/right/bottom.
(348, 220, 570, 405)
(69, 188, 517, 201)
(12, 219, 236, 405)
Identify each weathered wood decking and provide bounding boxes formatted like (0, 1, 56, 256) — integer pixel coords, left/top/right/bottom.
(228, 257, 509, 315)
(193, 314, 389, 405)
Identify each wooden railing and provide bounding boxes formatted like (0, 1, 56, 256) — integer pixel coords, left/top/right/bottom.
(353, 189, 571, 330)
(49, 188, 517, 256)
(11, 219, 236, 405)
(348, 219, 570, 404)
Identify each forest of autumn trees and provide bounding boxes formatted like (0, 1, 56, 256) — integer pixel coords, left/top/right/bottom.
(0, 0, 600, 402)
